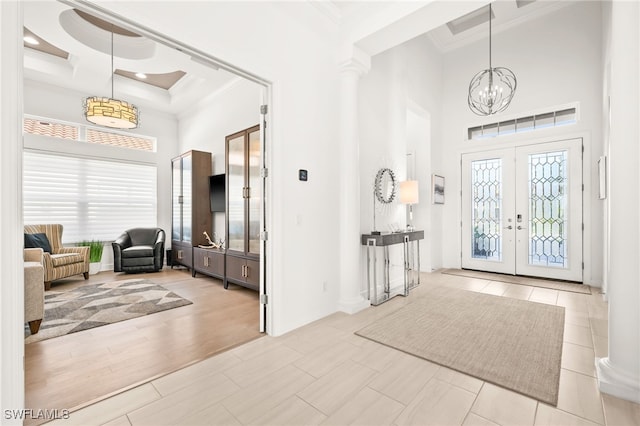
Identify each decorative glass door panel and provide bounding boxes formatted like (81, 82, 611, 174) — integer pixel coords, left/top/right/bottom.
(181, 154, 192, 242)
(227, 135, 245, 252)
(248, 129, 261, 255)
(462, 149, 515, 275)
(471, 158, 502, 261)
(515, 140, 582, 281)
(528, 151, 567, 267)
(462, 139, 583, 281)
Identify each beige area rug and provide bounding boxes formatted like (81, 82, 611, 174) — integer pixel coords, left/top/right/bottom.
(356, 286, 565, 405)
(25, 278, 192, 344)
(441, 268, 591, 294)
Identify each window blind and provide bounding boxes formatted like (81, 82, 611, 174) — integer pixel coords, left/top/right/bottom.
(23, 151, 157, 244)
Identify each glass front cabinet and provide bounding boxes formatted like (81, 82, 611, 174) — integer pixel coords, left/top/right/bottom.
(225, 125, 261, 290)
(171, 150, 212, 269)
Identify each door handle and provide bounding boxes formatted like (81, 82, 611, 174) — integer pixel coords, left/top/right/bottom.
(504, 225, 513, 230)
(517, 225, 526, 230)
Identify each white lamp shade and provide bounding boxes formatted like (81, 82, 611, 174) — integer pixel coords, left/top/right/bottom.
(399, 180, 419, 204)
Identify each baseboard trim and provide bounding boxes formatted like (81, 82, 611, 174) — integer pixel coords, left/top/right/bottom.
(338, 296, 370, 314)
(596, 357, 640, 403)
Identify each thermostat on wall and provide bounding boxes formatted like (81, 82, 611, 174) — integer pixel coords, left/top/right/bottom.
(298, 169, 308, 181)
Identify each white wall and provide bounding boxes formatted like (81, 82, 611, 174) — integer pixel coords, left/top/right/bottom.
(359, 47, 408, 236)
(439, 1, 604, 285)
(404, 34, 445, 271)
(97, 0, 343, 335)
(0, 2, 24, 421)
(358, 32, 444, 286)
(600, 1, 612, 296)
(178, 77, 262, 240)
(23, 80, 179, 269)
(596, 0, 640, 403)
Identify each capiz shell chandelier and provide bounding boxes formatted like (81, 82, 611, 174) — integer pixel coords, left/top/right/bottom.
(468, 3, 517, 116)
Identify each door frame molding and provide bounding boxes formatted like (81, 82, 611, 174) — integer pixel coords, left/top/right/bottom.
(456, 131, 594, 285)
(58, 0, 275, 336)
(2, 2, 277, 417)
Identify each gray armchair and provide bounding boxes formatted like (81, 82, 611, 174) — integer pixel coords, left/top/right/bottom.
(112, 228, 165, 273)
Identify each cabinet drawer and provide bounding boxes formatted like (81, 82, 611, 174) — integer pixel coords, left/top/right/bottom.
(172, 241, 193, 269)
(245, 258, 260, 288)
(226, 255, 246, 283)
(226, 255, 259, 290)
(193, 248, 224, 278)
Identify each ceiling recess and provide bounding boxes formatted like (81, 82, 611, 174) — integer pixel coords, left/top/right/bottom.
(115, 69, 187, 90)
(446, 5, 494, 36)
(23, 27, 69, 59)
(74, 9, 141, 38)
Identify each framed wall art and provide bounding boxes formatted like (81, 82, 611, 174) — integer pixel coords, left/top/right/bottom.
(432, 174, 445, 204)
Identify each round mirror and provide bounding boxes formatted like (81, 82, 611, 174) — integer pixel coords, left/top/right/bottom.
(374, 168, 397, 204)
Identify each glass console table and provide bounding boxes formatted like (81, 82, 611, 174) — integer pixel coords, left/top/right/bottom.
(361, 230, 424, 305)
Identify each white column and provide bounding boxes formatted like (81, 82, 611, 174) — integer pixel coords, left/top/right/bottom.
(596, 0, 640, 404)
(338, 51, 371, 314)
(0, 1, 26, 422)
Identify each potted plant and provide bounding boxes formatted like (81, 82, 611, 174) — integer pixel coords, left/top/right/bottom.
(78, 240, 104, 275)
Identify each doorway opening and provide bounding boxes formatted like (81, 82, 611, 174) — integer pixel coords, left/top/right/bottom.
(22, 0, 272, 416)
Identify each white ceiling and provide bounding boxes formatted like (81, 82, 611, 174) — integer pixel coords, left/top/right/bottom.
(426, 0, 574, 52)
(23, 1, 571, 119)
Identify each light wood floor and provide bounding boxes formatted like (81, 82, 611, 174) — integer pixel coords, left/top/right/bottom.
(25, 268, 261, 426)
(41, 270, 640, 426)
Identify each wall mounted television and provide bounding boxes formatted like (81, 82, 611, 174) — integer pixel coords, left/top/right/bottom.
(209, 174, 226, 212)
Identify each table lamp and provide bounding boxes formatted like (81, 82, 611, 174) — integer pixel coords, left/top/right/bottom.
(400, 180, 419, 231)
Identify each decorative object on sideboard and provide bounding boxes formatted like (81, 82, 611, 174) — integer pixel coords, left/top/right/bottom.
(468, 3, 517, 116)
(83, 25, 139, 129)
(372, 167, 397, 235)
(400, 180, 419, 231)
(432, 174, 445, 204)
(200, 231, 224, 249)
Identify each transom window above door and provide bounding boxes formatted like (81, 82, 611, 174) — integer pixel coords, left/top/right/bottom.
(467, 106, 577, 140)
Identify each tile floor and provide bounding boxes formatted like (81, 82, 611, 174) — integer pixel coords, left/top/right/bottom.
(45, 271, 640, 426)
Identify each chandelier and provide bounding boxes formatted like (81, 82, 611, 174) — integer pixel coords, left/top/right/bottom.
(84, 28, 139, 129)
(468, 3, 517, 116)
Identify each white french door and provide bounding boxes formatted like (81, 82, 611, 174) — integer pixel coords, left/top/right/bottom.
(461, 139, 583, 281)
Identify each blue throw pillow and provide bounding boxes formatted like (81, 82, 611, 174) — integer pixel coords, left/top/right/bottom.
(25, 233, 52, 254)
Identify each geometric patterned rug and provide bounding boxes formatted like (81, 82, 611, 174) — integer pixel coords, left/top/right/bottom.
(25, 279, 192, 344)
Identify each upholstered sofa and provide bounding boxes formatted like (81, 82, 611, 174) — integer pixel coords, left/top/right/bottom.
(112, 228, 165, 273)
(24, 248, 44, 334)
(24, 224, 90, 290)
